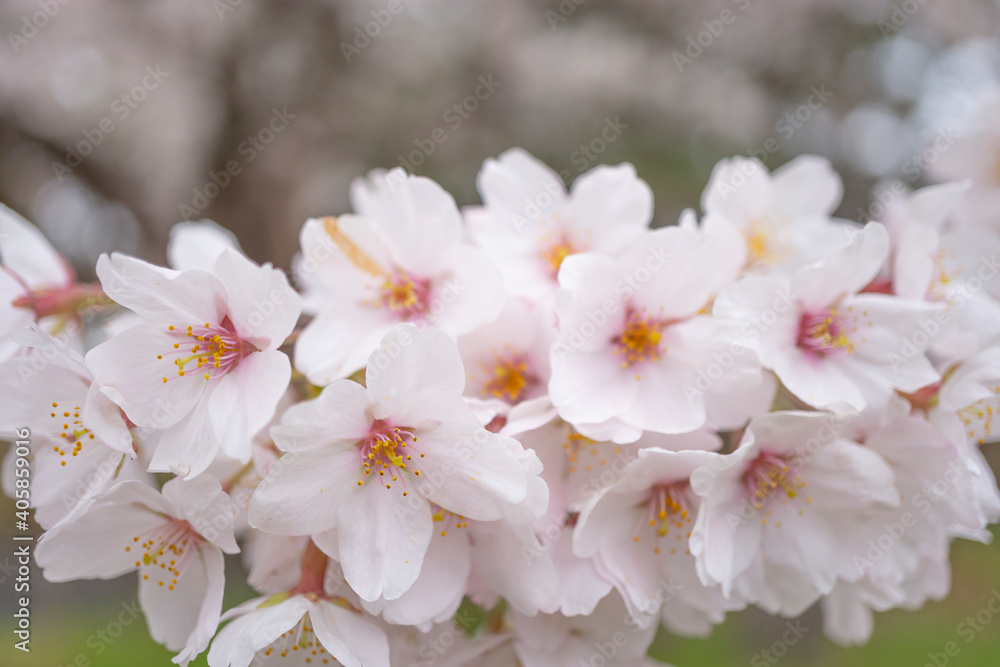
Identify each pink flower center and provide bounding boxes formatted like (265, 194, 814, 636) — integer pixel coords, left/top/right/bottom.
(797, 308, 856, 357)
(635, 482, 693, 556)
(612, 307, 666, 371)
(742, 452, 809, 520)
(540, 231, 579, 276)
(477, 351, 538, 402)
(371, 272, 431, 320)
(357, 420, 424, 492)
(159, 318, 252, 384)
(125, 518, 201, 591)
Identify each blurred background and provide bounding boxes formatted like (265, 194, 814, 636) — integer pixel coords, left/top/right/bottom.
(3, 0, 1000, 665)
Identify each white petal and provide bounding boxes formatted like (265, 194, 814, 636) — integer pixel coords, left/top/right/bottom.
(83, 380, 134, 455)
(362, 529, 469, 630)
(161, 475, 240, 553)
(86, 324, 205, 429)
(207, 596, 311, 667)
(336, 484, 433, 601)
(270, 379, 373, 452)
(146, 402, 221, 480)
(772, 348, 865, 410)
(212, 248, 301, 349)
(423, 246, 505, 337)
(414, 422, 528, 520)
(770, 155, 843, 217)
(569, 163, 652, 254)
(209, 350, 291, 461)
(96, 253, 227, 325)
(294, 304, 395, 386)
(701, 157, 771, 221)
(0, 203, 73, 288)
(311, 600, 392, 667)
(351, 169, 463, 277)
(36, 482, 166, 581)
(247, 446, 360, 535)
(365, 324, 465, 424)
(792, 223, 889, 310)
(167, 220, 241, 272)
(172, 544, 227, 665)
(139, 540, 220, 653)
(476, 148, 566, 227)
(471, 518, 559, 615)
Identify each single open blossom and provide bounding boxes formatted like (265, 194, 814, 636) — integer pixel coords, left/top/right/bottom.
(549, 224, 761, 442)
(0, 326, 137, 529)
(714, 222, 943, 411)
(85, 248, 301, 478)
(513, 416, 721, 617)
(249, 324, 544, 602)
(689, 411, 899, 617)
(700, 155, 850, 274)
(465, 148, 653, 304)
(0, 203, 86, 360)
(459, 298, 552, 406)
(574, 447, 743, 636)
(35, 475, 239, 665)
(458, 297, 559, 434)
(294, 168, 504, 385)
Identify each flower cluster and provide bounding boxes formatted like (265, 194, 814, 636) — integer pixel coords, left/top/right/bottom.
(2, 142, 1000, 666)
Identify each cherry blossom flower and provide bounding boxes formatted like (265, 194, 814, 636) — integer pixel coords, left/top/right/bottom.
(248, 324, 544, 602)
(85, 248, 301, 478)
(549, 224, 761, 442)
(700, 155, 850, 274)
(512, 418, 721, 617)
(574, 447, 743, 635)
(35, 475, 239, 665)
(714, 222, 943, 411)
(465, 148, 653, 304)
(459, 298, 552, 406)
(689, 411, 899, 616)
(294, 169, 504, 385)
